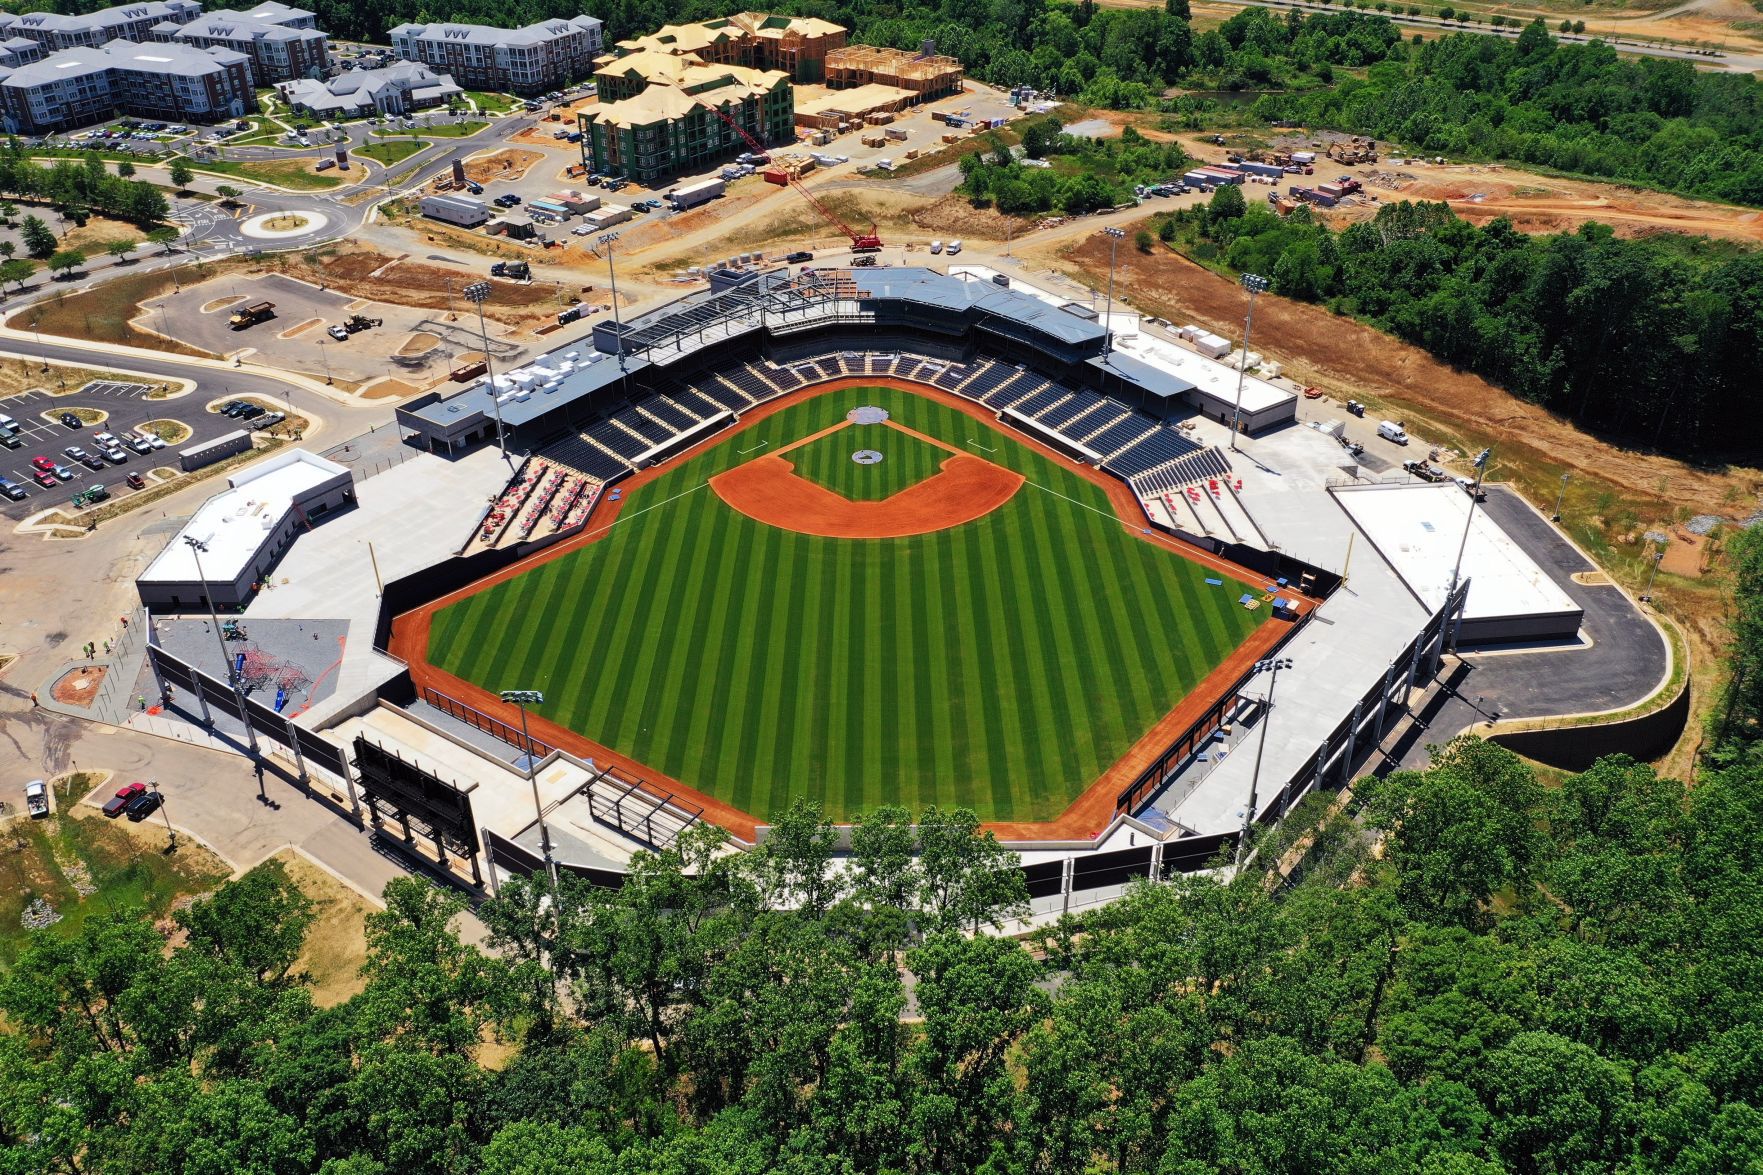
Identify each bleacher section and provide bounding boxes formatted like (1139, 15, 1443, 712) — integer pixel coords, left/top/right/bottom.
(643, 397, 698, 431)
(1105, 427, 1206, 478)
(588, 419, 649, 462)
(954, 362, 1017, 404)
(671, 387, 724, 419)
(1085, 415, 1157, 458)
(544, 432, 629, 482)
(1012, 385, 1069, 419)
(1041, 390, 1106, 429)
(469, 456, 607, 552)
(982, 370, 1044, 410)
(724, 364, 782, 404)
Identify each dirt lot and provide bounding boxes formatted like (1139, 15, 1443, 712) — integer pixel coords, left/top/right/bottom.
(462, 148, 546, 185)
(1180, 134, 1763, 245)
(1059, 229, 1757, 512)
(274, 849, 373, 1007)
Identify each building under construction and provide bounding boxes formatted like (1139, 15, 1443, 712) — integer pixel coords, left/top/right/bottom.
(600, 12, 845, 84)
(825, 43, 963, 102)
(581, 62, 793, 184)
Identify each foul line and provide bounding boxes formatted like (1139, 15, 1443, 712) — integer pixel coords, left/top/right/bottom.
(738, 439, 770, 454)
(966, 438, 997, 453)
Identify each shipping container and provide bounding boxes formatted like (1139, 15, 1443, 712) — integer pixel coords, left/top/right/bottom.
(672, 178, 725, 209)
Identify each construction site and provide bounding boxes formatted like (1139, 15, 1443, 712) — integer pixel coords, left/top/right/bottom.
(823, 44, 964, 101)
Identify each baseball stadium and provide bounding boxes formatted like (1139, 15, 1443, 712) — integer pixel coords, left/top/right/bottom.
(140, 262, 1527, 904)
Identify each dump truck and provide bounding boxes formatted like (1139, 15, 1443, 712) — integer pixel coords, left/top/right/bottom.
(229, 301, 275, 330)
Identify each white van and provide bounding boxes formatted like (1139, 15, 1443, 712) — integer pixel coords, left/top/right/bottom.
(929, 240, 943, 254)
(1377, 420, 1409, 445)
(946, 239, 963, 255)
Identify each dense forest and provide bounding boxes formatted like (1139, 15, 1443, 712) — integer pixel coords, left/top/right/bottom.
(9, 530, 1763, 1175)
(1143, 188, 1763, 454)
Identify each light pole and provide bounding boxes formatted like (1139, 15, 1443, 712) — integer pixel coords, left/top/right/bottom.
(318, 337, 331, 385)
(148, 779, 176, 851)
(183, 536, 263, 767)
(1235, 655, 1294, 869)
(1448, 447, 1493, 594)
(1552, 471, 1570, 522)
(1099, 226, 1124, 357)
(1641, 547, 1664, 602)
(1228, 272, 1270, 452)
(597, 230, 624, 372)
(463, 280, 506, 458)
(500, 688, 559, 888)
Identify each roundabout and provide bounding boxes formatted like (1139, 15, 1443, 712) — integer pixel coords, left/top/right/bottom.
(239, 210, 331, 240)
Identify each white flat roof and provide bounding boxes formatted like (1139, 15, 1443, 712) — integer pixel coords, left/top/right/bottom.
(1334, 483, 1579, 622)
(1110, 328, 1292, 415)
(949, 264, 1140, 335)
(138, 449, 348, 585)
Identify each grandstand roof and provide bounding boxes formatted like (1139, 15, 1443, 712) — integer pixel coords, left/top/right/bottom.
(404, 350, 640, 431)
(1086, 350, 1196, 400)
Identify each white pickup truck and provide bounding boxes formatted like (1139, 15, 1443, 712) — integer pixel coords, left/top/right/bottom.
(24, 779, 49, 818)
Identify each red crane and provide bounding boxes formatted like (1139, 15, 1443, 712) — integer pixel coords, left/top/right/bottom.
(701, 100, 883, 252)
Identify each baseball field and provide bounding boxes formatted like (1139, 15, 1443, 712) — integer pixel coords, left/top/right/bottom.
(425, 385, 1264, 824)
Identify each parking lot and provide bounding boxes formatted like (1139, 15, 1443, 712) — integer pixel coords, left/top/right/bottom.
(0, 378, 237, 518)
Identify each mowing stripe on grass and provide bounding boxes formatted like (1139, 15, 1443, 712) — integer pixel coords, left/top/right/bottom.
(428, 386, 1265, 823)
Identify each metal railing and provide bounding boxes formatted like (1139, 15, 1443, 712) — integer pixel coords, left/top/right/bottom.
(420, 687, 555, 758)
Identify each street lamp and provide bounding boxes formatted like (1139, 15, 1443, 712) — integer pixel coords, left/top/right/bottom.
(1552, 471, 1570, 522)
(318, 337, 331, 385)
(499, 689, 559, 888)
(462, 280, 506, 458)
(597, 230, 624, 372)
(148, 779, 176, 851)
(1099, 226, 1125, 358)
(183, 535, 263, 773)
(1235, 655, 1294, 869)
(1228, 272, 1270, 452)
(1448, 447, 1493, 594)
(1641, 546, 1664, 602)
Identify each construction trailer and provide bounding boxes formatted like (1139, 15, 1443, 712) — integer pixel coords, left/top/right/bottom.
(671, 177, 725, 209)
(421, 194, 491, 227)
(824, 43, 963, 101)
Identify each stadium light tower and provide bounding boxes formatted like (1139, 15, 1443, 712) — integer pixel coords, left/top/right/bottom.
(1448, 447, 1493, 594)
(1228, 272, 1271, 452)
(183, 535, 263, 777)
(500, 688, 558, 888)
(463, 281, 507, 458)
(1099, 226, 1125, 357)
(598, 231, 624, 372)
(1235, 655, 1293, 869)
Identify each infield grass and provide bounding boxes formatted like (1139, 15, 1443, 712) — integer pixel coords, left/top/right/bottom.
(428, 387, 1264, 823)
(785, 422, 949, 500)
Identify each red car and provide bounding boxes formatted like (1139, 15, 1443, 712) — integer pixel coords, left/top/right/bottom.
(32, 470, 56, 487)
(30, 455, 55, 472)
(102, 781, 147, 817)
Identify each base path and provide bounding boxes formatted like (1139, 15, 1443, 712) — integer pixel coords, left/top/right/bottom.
(712, 451, 1022, 538)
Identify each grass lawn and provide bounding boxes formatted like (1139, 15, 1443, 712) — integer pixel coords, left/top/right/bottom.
(465, 91, 519, 114)
(428, 386, 1263, 823)
(0, 360, 150, 398)
(358, 139, 429, 166)
(375, 120, 487, 139)
(0, 807, 231, 969)
(178, 155, 343, 191)
(785, 422, 950, 501)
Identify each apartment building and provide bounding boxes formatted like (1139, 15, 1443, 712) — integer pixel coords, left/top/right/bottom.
(604, 13, 845, 85)
(583, 61, 792, 184)
(387, 15, 603, 95)
(0, 39, 254, 135)
(156, 5, 328, 83)
(0, 38, 45, 70)
(0, 1, 202, 52)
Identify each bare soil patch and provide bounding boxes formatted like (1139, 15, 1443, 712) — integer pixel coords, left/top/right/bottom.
(51, 665, 106, 708)
(289, 247, 554, 327)
(359, 377, 419, 400)
(395, 331, 440, 357)
(278, 317, 321, 339)
(462, 148, 544, 185)
(273, 850, 373, 1008)
(909, 194, 1033, 239)
(1060, 229, 1755, 509)
(201, 295, 245, 313)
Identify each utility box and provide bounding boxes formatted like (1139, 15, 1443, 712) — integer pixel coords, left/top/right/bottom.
(179, 429, 251, 472)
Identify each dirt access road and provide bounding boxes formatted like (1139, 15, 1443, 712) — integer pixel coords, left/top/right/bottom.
(1053, 229, 1756, 510)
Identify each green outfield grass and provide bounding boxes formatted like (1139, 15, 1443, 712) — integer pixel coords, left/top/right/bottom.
(428, 386, 1263, 823)
(785, 422, 949, 500)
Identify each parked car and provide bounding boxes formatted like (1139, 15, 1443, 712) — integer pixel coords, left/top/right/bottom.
(102, 448, 127, 464)
(237, 404, 264, 420)
(125, 472, 146, 489)
(0, 479, 27, 500)
(785, 251, 814, 264)
(77, 453, 105, 471)
(51, 463, 74, 480)
(93, 431, 119, 448)
(0, 433, 19, 449)
(124, 790, 163, 822)
(60, 412, 82, 428)
(103, 781, 147, 817)
(24, 779, 49, 818)
(31, 455, 56, 472)
(220, 400, 247, 416)
(327, 324, 349, 341)
(127, 436, 153, 454)
(31, 469, 56, 487)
